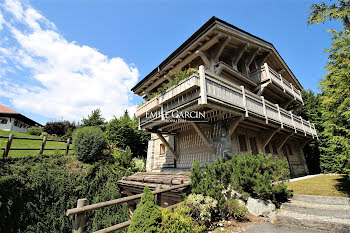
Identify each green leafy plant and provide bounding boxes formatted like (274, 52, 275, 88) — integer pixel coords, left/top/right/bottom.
(226, 199, 247, 220)
(73, 126, 107, 163)
(183, 194, 218, 225)
(128, 186, 162, 233)
(26, 126, 43, 136)
(158, 204, 205, 233)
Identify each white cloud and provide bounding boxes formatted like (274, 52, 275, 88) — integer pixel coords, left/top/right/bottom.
(0, 0, 139, 121)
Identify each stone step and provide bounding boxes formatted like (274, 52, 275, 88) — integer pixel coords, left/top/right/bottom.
(277, 209, 350, 233)
(282, 204, 350, 219)
(292, 194, 350, 206)
(284, 199, 350, 211)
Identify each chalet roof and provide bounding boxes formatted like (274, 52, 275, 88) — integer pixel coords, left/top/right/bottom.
(0, 104, 43, 126)
(132, 16, 303, 94)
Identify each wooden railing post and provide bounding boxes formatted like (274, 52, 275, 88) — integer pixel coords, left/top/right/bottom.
(240, 85, 248, 117)
(39, 136, 47, 155)
(3, 134, 14, 158)
(199, 65, 207, 105)
(155, 184, 162, 206)
(74, 198, 87, 233)
(65, 138, 71, 156)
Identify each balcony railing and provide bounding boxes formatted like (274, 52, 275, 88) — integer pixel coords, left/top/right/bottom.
(250, 63, 303, 103)
(136, 66, 317, 138)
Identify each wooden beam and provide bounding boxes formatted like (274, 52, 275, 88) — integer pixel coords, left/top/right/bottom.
(256, 51, 271, 67)
(232, 43, 248, 67)
(227, 116, 244, 139)
(189, 122, 215, 153)
(283, 99, 293, 109)
(198, 51, 211, 69)
(277, 132, 294, 151)
(155, 130, 179, 160)
(246, 48, 260, 67)
(213, 37, 230, 62)
(262, 128, 280, 148)
(300, 139, 312, 149)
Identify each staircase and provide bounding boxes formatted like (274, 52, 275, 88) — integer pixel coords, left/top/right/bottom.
(277, 194, 350, 233)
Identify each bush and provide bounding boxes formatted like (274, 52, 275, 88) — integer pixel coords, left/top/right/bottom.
(0, 156, 130, 233)
(26, 126, 43, 136)
(73, 126, 107, 163)
(158, 204, 205, 233)
(132, 157, 146, 172)
(191, 152, 292, 206)
(226, 199, 247, 220)
(112, 146, 133, 168)
(184, 194, 217, 225)
(44, 121, 76, 137)
(128, 186, 162, 233)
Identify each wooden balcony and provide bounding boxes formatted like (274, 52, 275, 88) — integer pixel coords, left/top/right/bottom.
(250, 63, 303, 104)
(136, 66, 317, 138)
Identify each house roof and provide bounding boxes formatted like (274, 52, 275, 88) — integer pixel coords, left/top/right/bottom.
(0, 104, 43, 126)
(131, 16, 303, 93)
(0, 104, 19, 114)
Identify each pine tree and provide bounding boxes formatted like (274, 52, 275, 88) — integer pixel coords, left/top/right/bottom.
(308, 0, 350, 173)
(128, 186, 162, 233)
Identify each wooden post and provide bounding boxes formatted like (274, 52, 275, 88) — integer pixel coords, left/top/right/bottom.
(39, 136, 47, 155)
(65, 138, 71, 156)
(3, 134, 14, 158)
(155, 184, 162, 206)
(241, 85, 248, 117)
(261, 96, 268, 124)
(199, 65, 207, 105)
(74, 198, 87, 233)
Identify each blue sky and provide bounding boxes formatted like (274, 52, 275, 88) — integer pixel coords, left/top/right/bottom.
(0, 0, 341, 124)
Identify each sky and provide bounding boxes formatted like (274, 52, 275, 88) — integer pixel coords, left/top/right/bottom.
(0, 0, 341, 125)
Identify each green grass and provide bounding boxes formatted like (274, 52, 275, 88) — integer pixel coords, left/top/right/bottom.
(0, 130, 74, 158)
(287, 174, 350, 197)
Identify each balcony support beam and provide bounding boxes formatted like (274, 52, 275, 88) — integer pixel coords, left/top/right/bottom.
(213, 37, 230, 63)
(155, 130, 179, 160)
(189, 122, 215, 154)
(300, 138, 312, 149)
(246, 48, 260, 68)
(257, 51, 271, 67)
(262, 128, 280, 148)
(227, 116, 245, 139)
(232, 43, 248, 69)
(277, 132, 295, 151)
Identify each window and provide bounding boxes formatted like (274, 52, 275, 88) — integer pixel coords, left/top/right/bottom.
(265, 144, 271, 153)
(249, 137, 258, 154)
(238, 134, 247, 152)
(0, 118, 8, 124)
(272, 141, 278, 154)
(160, 143, 166, 154)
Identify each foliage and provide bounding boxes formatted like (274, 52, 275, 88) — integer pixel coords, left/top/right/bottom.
(308, 0, 350, 174)
(26, 126, 43, 136)
(128, 186, 162, 233)
(226, 199, 248, 221)
(150, 68, 198, 99)
(106, 110, 149, 158)
(0, 155, 130, 233)
(132, 157, 146, 172)
(183, 194, 217, 225)
(73, 126, 107, 163)
(191, 153, 291, 207)
(81, 109, 107, 131)
(158, 204, 205, 233)
(43, 120, 76, 137)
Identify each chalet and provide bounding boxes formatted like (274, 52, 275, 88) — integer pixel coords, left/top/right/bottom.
(131, 17, 318, 178)
(0, 104, 42, 133)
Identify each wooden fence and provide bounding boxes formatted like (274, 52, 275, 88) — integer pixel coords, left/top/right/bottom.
(66, 183, 190, 233)
(1, 134, 71, 158)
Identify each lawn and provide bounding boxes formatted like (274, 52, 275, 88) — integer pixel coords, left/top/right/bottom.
(287, 174, 350, 197)
(0, 130, 73, 158)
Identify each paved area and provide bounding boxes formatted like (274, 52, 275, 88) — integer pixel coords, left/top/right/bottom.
(245, 194, 350, 233)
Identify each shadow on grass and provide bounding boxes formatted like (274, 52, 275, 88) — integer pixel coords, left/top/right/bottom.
(334, 174, 350, 197)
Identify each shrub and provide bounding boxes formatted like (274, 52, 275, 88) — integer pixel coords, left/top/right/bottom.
(132, 157, 146, 172)
(190, 152, 292, 206)
(44, 121, 76, 137)
(0, 155, 130, 233)
(184, 194, 217, 225)
(26, 126, 43, 136)
(158, 204, 205, 233)
(226, 199, 247, 221)
(112, 146, 133, 168)
(73, 126, 107, 163)
(128, 186, 162, 233)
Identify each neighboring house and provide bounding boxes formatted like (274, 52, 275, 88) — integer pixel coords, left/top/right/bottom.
(0, 104, 42, 133)
(132, 17, 317, 177)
